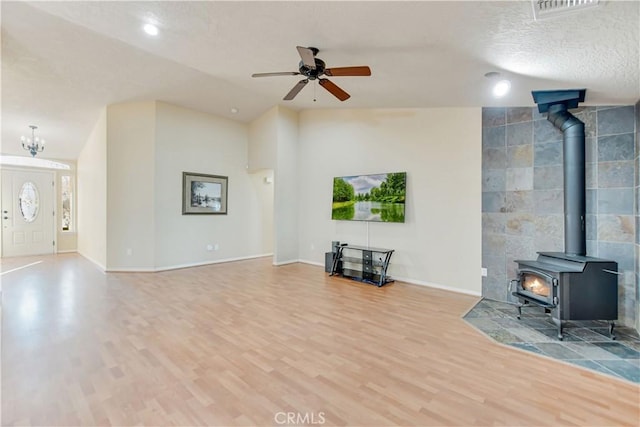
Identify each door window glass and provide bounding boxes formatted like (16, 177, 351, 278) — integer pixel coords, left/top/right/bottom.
(19, 182, 39, 222)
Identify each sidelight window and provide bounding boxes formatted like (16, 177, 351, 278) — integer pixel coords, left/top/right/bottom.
(61, 175, 73, 231)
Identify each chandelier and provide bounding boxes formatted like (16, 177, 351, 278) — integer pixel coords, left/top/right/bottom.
(21, 125, 45, 157)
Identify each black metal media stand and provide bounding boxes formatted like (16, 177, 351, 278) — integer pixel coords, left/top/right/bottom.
(329, 244, 394, 287)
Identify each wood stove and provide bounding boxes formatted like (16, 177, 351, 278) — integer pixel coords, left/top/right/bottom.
(510, 90, 620, 341)
(511, 252, 618, 340)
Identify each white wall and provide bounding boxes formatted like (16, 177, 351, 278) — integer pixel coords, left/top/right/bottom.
(273, 106, 299, 264)
(247, 106, 279, 258)
(106, 102, 156, 270)
(297, 108, 482, 294)
(154, 102, 272, 269)
(247, 106, 297, 265)
(249, 169, 274, 255)
(75, 102, 481, 296)
(248, 106, 277, 172)
(77, 108, 107, 269)
(76, 101, 273, 272)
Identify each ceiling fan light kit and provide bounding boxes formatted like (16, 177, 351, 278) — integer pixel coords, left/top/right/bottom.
(252, 46, 371, 101)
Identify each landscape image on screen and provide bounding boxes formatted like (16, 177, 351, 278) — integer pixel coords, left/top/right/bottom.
(332, 172, 406, 222)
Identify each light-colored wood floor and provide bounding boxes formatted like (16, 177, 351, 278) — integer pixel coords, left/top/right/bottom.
(2, 254, 639, 426)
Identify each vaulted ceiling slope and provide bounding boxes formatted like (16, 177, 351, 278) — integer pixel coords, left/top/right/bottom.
(2, 1, 639, 160)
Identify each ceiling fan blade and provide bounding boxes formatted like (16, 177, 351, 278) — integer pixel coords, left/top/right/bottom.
(296, 46, 316, 69)
(252, 72, 300, 78)
(318, 78, 350, 101)
(324, 66, 371, 77)
(283, 79, 309, 100)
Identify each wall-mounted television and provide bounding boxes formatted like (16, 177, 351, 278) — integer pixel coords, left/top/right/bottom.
(332, 172, 406, 223)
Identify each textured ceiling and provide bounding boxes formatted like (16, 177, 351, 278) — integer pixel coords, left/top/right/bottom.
(2, 1, 639, 160)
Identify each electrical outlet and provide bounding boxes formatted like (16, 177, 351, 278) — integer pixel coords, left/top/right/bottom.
(126, 248, 133, 256)
(481, 267, 488, 277)
(214, 243, 219, 251)
(206, 244, 213, 251)
(310, 243, 315, 251)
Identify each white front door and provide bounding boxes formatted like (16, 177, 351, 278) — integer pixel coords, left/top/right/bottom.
(1, 168, 55, 257)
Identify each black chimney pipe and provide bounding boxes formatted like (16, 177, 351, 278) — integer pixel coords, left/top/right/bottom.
(548, 104, 586, 256)
(532, 89, 587, 256)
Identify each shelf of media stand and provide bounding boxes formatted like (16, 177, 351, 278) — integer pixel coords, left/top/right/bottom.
(330, 244, 394, 287)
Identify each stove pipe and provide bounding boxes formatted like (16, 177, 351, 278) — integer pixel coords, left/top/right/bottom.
(532, 89, 587, 256)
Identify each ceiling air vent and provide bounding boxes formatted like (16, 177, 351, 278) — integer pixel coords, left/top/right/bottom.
(532, 0, 602, 20)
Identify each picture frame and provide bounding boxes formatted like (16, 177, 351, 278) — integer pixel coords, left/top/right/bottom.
(182, 172, 228, 215)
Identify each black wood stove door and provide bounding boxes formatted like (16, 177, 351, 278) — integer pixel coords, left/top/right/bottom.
(514, 268, 557, 307)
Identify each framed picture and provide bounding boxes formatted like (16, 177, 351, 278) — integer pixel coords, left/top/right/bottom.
(182, 172, 228, 215)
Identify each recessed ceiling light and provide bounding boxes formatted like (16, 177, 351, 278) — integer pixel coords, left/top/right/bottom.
(230, 107, 239, 114)
(143, 23, 159, 36)
(485, 71, 511, 98)
(492, 80, 511, 98)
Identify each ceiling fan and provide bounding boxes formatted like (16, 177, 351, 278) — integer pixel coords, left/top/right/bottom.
(251, 46, 371, 101)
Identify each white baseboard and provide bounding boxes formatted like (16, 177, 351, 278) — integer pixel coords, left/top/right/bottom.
(78, 252, 107, 272)
(56, 250, 77, 254)
(106, 267, 156, 272)
(105, 253, 274, 273)
(297, 259, 324, 268)
(393, 275, 481, 297)
(76, 252, 480, 298)
(154, 253, 273, 272)
(272, 259, 299, 266)
(301, 257, 480, 296)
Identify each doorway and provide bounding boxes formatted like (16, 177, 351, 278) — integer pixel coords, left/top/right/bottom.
(1, 168, 55, 257)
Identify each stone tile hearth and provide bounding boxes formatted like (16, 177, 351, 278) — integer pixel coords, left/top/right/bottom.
(464, 299, 640, 384)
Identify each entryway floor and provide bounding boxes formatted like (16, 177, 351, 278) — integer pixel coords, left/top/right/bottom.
(463, 299, 640, 384)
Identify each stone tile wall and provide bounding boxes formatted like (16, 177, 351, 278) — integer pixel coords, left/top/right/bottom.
(636, 100, 640, 332)
(482, 106, 637, 328)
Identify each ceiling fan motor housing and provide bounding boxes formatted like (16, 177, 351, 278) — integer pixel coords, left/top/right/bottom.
(299, 58, 326, 80)
(252, 46, 370, 101)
